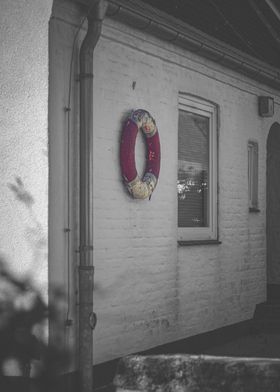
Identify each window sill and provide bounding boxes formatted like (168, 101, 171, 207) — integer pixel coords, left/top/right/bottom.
(249, 207, 260, 213)
(178, 240, 222, 246)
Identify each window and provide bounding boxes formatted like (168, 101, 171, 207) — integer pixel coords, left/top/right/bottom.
(248, 140, 258, 211)
(177, 95, 218, 242)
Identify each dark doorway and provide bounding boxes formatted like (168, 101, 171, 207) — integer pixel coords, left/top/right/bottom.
(267, 122, 280, 301)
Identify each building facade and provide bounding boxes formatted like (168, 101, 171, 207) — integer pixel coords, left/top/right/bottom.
(2, 0, 280, 378)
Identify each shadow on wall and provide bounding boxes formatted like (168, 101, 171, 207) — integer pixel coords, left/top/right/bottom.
(7, 177, 47, 282)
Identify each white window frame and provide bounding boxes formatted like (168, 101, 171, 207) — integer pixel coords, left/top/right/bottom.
(178, 94, 218, 242)
(248, 140, 258, 211)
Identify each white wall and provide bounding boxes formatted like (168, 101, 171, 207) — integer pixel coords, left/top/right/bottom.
(49, 4, 280, 366)
(0, 0, 51, 295)
(91, 18, 280, 363)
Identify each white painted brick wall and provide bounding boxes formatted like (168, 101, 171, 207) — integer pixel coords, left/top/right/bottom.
(49, 8, 280, 366)
(88, 18, 280, 364)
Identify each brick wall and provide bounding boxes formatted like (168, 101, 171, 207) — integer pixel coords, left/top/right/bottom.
(49, 7, 280, 366)
(89, 18, 280, 364)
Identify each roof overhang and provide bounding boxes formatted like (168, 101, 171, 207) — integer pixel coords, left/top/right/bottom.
(76, 0, 280, 90)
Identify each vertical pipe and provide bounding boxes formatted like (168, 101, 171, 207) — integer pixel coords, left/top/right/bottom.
(79, 2, 107, 392)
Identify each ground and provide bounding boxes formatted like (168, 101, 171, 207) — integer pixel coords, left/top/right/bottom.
(95, 330, 280, 391)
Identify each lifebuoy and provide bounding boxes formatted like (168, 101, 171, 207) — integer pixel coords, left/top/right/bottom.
(120, 109, 161, 199)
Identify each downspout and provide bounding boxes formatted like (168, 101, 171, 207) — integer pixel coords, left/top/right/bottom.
(79, 1, 107, 392)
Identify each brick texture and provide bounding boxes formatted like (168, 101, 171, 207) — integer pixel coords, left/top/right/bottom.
(50, 12, 280, 365)
(86, 18, 280, 364)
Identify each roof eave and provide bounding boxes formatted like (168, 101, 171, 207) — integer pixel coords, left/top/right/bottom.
(76, 0, 280, 90)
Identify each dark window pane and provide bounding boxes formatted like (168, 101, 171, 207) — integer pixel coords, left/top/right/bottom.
(248, 141, 258, 209)
(178, 110, 209, 227)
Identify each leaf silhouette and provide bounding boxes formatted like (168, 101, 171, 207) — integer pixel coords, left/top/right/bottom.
(8, 177, 34, 208)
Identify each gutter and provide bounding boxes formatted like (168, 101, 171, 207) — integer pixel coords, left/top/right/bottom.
(76, 0, 280, 90)
(79, 1, 107, 392)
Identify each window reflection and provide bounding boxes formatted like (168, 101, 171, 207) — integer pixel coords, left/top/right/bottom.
(178, 110, 209, 228)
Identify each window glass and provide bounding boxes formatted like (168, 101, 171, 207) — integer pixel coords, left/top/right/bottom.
(178, 95, 218, 242)
(248, 141, 258, 210)
(178, 110, 209, 227)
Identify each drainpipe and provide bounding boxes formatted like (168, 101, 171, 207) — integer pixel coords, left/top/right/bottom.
(79, 1, 107, 392)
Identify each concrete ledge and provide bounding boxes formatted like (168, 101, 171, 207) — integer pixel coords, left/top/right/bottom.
(114, 354, 280, 392)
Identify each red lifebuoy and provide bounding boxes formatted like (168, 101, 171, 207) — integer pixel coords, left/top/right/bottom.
(120, 109, 160, 199)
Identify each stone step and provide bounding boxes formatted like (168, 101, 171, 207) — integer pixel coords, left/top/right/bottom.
(254, 320, 280, 333)
(253, 302, 280, 332)
(254, 302, 280, 319)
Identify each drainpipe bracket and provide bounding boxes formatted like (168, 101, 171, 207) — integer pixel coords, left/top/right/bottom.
(78, 245, 94, 253)
(79, 72, 94, 80)
(79, 265, 94, 271)
(89, 312, 97, 330)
